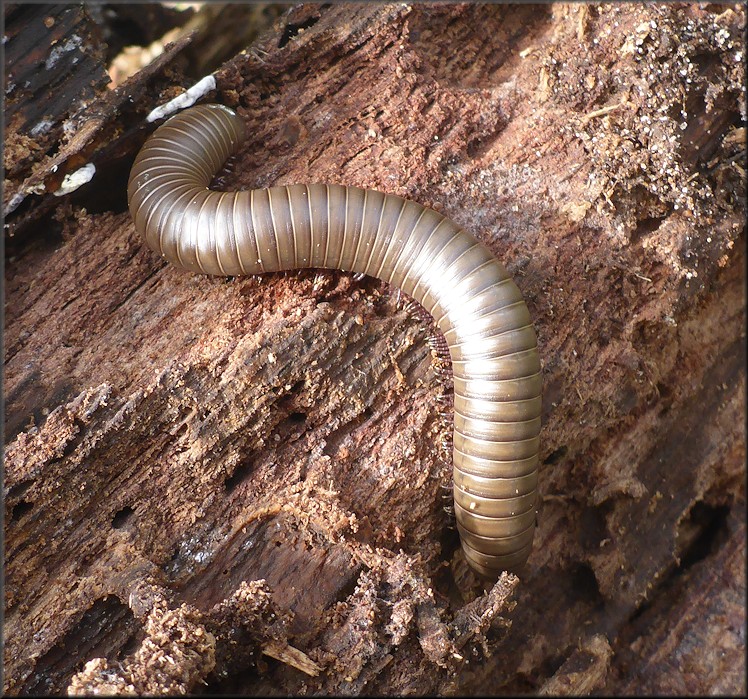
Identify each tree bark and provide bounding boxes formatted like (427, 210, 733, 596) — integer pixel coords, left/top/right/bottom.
(4, 3, 745, 696)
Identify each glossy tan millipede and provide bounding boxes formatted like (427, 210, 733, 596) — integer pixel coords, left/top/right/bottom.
(127, 103, 541, 579)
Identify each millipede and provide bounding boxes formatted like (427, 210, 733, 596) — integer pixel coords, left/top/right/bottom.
(127, 103, 542, 580)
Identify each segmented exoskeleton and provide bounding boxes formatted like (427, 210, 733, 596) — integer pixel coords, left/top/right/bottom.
(127, 104, 541, 579)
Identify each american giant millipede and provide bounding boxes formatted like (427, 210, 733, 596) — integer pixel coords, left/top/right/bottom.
(127, 103, 541, 579)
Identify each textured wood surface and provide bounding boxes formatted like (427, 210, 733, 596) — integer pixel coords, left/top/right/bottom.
(4, 3, 746, 695)
(2, 2, 196, 241)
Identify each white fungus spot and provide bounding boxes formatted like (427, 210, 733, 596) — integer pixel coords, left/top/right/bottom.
(53, 163, 96, 196)
(146, 75, 217, 123)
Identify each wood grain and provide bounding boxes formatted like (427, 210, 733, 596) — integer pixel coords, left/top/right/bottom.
(4, 3, 745, 695)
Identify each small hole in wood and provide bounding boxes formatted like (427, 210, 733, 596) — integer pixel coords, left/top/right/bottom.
(112, 506, 135, 529)
(225, 460, 253, 493)
(677, 502, 730, 570)
(11, 499, 33, 522)
(277, 14, 320, 48)
(544, 446, 568, 465)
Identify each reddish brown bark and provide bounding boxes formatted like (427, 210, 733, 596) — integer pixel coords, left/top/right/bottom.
(4, 3, 745, 695)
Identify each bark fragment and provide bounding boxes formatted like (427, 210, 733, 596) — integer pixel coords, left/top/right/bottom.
(538, 634, 613, 696)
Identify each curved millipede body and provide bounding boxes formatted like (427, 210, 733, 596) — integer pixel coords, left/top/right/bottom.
(128, 103, 542, 579)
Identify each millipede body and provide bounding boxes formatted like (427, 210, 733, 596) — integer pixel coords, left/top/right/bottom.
(127, 103, 542, 579)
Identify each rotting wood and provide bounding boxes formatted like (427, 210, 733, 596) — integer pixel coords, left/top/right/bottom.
(3, 3, 746, 696)
(3, 4, 110, 177)
(538, 634, 612, 696)
(105, 4, 287, 89)
(88, 3, 194, 63)
(3, 3, 292, 244)
(604, 504, 746, 695)
(3, 17, 196, 243)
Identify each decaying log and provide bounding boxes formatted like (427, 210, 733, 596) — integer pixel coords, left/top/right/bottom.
(3, 3, 110, 177)
(2, 1, 197, 242)
(4, 3, 746, 696)
(538, 634, 612, 696)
